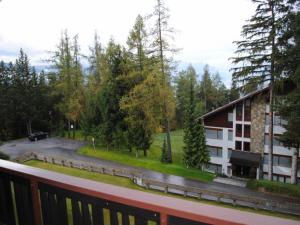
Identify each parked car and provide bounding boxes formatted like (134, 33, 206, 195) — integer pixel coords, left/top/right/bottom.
(28, 131, 49, 141)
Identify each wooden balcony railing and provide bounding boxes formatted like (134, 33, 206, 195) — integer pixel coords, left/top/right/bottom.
(0, 160, 298, 225)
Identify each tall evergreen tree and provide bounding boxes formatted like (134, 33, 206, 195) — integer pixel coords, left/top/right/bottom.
(183, 80, 196, 168)
(231, 0, 295, 180)
(50, 31, 84, 139)
(148, 0, 178, 163)
(193, 119, 209, 170)
(277, 9, 300, 184)
(174, 65, 197, 128)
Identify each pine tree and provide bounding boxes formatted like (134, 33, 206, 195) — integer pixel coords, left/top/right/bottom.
(174, 65, 197, 128)
(231, 0, 295, 180)
(183, 80, 196, 168)
(277, 10, 300, 184)
(193, 119, 209, 170)
(148, 0, 178, 163)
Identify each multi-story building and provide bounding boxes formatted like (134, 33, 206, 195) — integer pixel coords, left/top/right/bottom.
(202, 87, 300, 183)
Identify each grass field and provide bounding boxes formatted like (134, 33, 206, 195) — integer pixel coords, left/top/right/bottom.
(23, 160, 300, 221)
(77, 130, 214, 182)
(247, 179, 300, 198)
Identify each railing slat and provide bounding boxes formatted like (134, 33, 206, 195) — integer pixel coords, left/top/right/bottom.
(57, 193, 68, 225)
(0, 177, 16, 225)
(92, 205, 104, 225)
(72, 199, 82, 225)
(110, 210, 119, 225)
(13, 180, 34, 225)
(135, 217, 148, 225)
(82, 201, 92, 225)
(122, 213, 130, 225)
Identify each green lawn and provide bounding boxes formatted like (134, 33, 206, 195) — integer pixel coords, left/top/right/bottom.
(23, 160, 300, 221)
(77, 130, 214, 183)
(247, 179, 300, 198)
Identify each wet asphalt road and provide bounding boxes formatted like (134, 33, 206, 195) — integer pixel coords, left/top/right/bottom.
(1, 137, 300, 205)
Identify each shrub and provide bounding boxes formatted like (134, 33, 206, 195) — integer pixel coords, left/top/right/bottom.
(247, 179, 300, 198)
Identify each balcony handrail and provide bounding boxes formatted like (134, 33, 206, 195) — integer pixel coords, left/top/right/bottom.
(0, 159, 298, 225)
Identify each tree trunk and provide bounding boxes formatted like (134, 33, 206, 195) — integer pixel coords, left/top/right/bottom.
(165, 117, 172, 162)
(157, 0, 172, 163)
(72, 123, 75, 139)
(268, 85, 274, 181)
(268, 1, 275, 181)
(291, 148, 299, 184)
(143, 148, 147, 157)
(68, 120, 71, 138)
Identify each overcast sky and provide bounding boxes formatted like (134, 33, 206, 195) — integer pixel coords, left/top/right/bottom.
(0, 0, 256, 85)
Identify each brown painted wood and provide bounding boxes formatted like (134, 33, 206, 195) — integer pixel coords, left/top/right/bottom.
(30, 180, 43, 225)
(0, 160, 299, 225)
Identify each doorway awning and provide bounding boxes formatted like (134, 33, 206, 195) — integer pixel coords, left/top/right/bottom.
(230, 150, 261, 167)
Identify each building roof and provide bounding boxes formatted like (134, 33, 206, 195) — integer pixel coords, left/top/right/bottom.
(201, 86, 269, 119)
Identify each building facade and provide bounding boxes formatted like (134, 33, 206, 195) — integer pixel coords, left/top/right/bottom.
(202, 87, 300, 183)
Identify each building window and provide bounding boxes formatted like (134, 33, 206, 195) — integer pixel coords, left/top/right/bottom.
(236, 103, 243, 121)
(244, 142, 250, 151)
(228, 130, 233, 141)
(244, 125, 251, 138)
(206, 163, 222, 174)
(244, 99, 251, 121)
(205, 129, 223, 140)
(208, 146, 222, 157)
(264, 134, 282, 146)
(228, 112, 233, 122)
(265, 114, 288, 126)
(235, 141, 242, 150)
(273, 155, 292, 168)
(236, 124, 242, 137)
(228, 149, 232, 158)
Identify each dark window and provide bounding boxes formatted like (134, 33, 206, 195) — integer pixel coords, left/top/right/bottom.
(208, 146, 222, 157)
(244, 142, 250, 151)
(205, 129, 223, 140)
(235, 141, 242, 150)
(236, 103, 243, 121)
(264, 134, 282, 146)
(228, 112, 233, 122)
(228, 130, 233, 141)
(206, 163, 222, 174)
(244, 125, 251, 138)
(236, 124, 242, 137)
(273, 155, 292, 168)
(244, 99, 251, 121)
(228, 149, 232, 158)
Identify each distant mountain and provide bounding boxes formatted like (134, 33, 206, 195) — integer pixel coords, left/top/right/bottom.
(177, 62, 231, 86)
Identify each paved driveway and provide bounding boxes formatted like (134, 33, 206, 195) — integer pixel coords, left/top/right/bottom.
(0, 137, 86, 159)
(1, 137, 300, 210)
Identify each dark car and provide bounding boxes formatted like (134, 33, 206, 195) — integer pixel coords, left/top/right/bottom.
(28, 131, 49, 141)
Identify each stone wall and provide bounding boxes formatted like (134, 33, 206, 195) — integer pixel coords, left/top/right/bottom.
(251, 94, 266, 154)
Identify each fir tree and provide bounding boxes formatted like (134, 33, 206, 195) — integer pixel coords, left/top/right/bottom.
(277, 10, 300, 184)
(231, 0, 295, 180)
(193, 119, 209, 170)
(148, 0, 178, 163)
(183, 80, 196, 168)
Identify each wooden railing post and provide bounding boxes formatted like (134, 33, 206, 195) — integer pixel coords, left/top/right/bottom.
(30, 179, 42, 225)
(160, 213, 168, 225)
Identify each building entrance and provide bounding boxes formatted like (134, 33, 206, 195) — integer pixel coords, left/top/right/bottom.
(232, 164, 257, 178)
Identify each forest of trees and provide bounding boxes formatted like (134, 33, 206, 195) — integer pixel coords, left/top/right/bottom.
(0, 0, 234, 159)
(0, 0, 299, 176)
